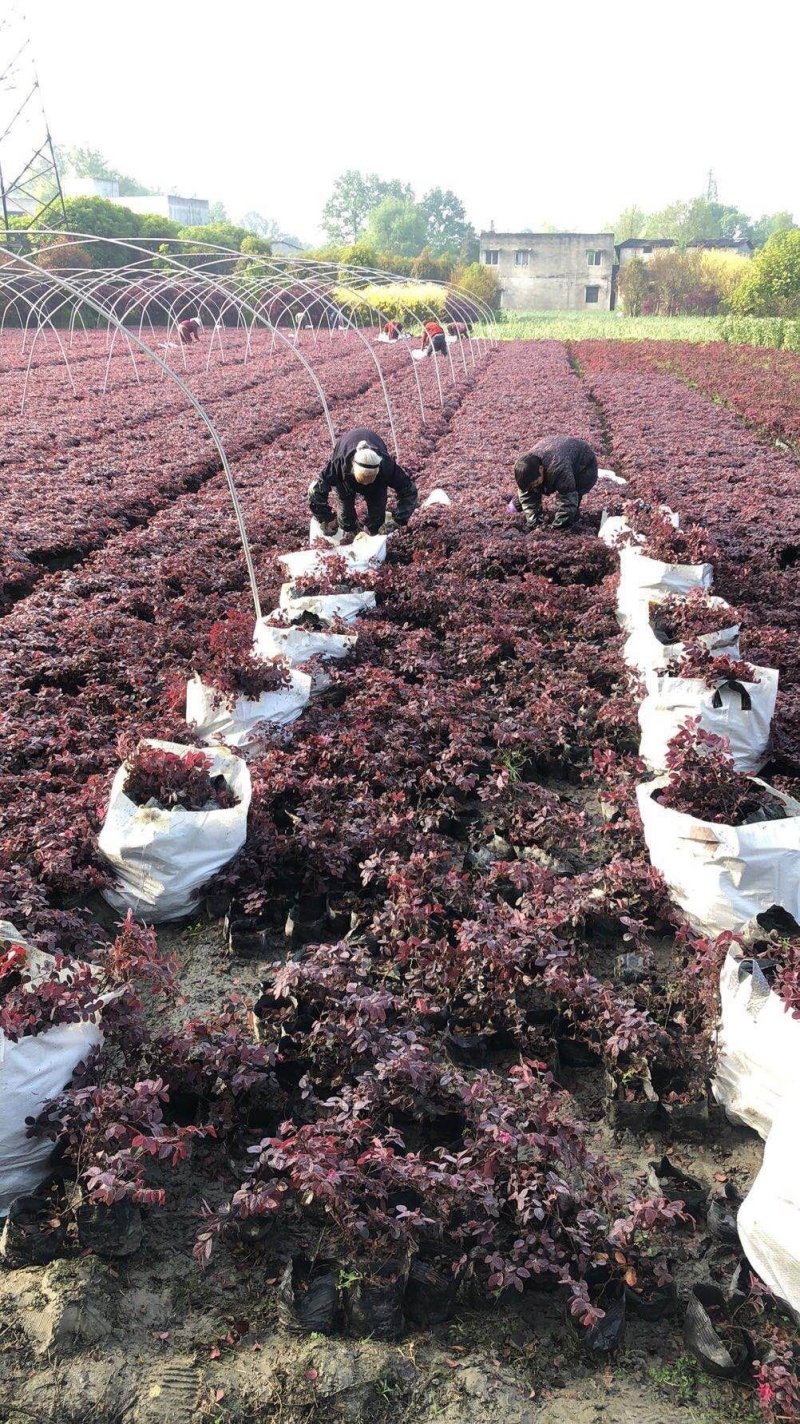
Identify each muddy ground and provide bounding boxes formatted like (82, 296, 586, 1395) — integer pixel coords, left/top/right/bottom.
(0, 916, 766, 1424)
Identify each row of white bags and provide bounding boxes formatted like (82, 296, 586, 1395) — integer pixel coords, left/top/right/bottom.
(599, 503, 800, 1318)
(713, 951, 800, 1317)
(0, 923, 107, 1214)
(101, 530, 389, 918)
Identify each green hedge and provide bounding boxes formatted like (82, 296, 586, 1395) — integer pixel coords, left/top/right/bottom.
(331, 283, 449, 325)
(719, 315, 800, 351)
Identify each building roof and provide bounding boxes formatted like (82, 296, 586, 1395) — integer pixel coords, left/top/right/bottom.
(687, 237, 752, 249)
(615, 237, 675, 249)
(479, 231, 614, 241)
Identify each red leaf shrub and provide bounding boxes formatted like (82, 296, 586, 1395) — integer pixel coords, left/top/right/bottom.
(123, 745, 238, 811)
(658, 721, 779, 825)
(205, 612, 291, 700)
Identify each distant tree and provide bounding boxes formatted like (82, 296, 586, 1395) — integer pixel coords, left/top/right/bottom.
(135, 213, 182, 242)
(612, 205, 647, 241)
(240, 211, 280, 239)
(749, 211, 796, 248)
(410, 246, 454, 281)
(617, 257, 651, 315)
(322, 171, 413, 244)
(419, 187, 477, 259)
(238, 233, 272, 255)
(60, 145, 150, 197)
(208, 201, 229, 223)
(730, 229, 800, 317)
(34, 237, 94, 270)
(452, 261, 500, 310)
(178, 221, 250, 249)
(175, 221, 252, 272)
(641, 196, 753, 246)
(645, 249, 718, 315)
(366, 197, 428, 258)
(31, 195, 141, 266)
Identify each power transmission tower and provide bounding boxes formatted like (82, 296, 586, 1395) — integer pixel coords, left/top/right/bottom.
(705, 169, 718, 204)
(0, 8, 65, 239)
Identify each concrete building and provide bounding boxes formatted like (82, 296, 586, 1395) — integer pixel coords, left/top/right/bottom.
(687, 236, 753, 258)
(479, 231, 616, 311)
(62, 177, 120, 201)
(61, 178, 210, 227)
(616, 237, 675, 266)
(118, 194, 210, 226)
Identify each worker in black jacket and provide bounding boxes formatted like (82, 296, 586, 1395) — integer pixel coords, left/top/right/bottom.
(514, 436, 598, 530)
(308, 428, 418, 537)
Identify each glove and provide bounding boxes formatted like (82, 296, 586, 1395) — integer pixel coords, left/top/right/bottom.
(379, 513, 399, 534)
(321, 519, 339, 535)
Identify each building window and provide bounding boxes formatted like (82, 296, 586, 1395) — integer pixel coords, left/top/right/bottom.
(484, 249, 499, 265)
(642, 244, 653, 254)
(514, 249, 530, 266)
(587, 249, 602, 266)
(585, 285, 600, 304)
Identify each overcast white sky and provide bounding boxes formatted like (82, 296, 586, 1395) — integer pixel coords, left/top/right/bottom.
(17, 0, 800, 241)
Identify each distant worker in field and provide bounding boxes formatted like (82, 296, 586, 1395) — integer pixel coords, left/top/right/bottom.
(383, 320, 402, 340)
(178, 316, 203, 346)
(309, 428, 418, 537)
(513, 436, 599, 531)
(421, 320, 447, 356)
(448, 321, 469, 339)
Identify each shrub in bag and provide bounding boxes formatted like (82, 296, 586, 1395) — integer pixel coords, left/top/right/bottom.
(279, 582, 375, 626)
(0, 923, 105, 1214)
(309, 517, 346, 547)
(186, 669, 312, 748)
(617, 544, 713, 631)
(738, 1091, 800, 1318)
(713, 951, 800, 1139)
(623, 596, 740, 676)
(253, 618, 356, 693)
(99, 740, 251, 922)
(636, 776, 800, 937)
(277, 533, 387, 582)
(599, 504, 678, 550)
(638, 669, 778, 775)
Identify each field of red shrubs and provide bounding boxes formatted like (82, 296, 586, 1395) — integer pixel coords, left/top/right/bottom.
(0, 331, 797, 1424)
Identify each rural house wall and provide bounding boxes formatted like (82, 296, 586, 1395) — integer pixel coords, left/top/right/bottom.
(479, 232, 616, 311)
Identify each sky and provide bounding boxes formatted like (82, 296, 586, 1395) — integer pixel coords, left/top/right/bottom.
(11, 0, 800, 243)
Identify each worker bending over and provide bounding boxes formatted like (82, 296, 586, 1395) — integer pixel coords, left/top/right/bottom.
(421, 320, 447, 355)
(178, 317, 203, 346)
(514, 436, 598, 531)
(309, 428, 418, 537)
(383, 320, 402, 340)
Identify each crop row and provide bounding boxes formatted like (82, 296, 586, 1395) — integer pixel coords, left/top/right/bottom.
(0, 334, 444, 607)
(574, 339, 800, 449)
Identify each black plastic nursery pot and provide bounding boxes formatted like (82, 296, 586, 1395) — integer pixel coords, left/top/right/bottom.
(0, 1193, 67, 1269)
(342, 1255, 411, 1341)
(403, 1255, 462, 1327)
(76, 1199, 143, 1258)
(649, 1156, 707, 1218)
(566, 1287, 627, 1355)
(684, 1283, 755, 1379)
(623, 1266, 678, 1321)
(707, 1183, 742, 1246)
(604, 1069, 659, 1130)
(276, 1256, 341, 1335)
(224, 911, 271, 958)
